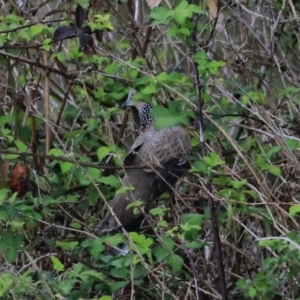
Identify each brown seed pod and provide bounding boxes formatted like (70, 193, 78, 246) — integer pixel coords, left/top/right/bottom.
(9, 163, 30, 196)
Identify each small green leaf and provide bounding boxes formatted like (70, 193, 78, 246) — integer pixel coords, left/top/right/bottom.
(289, 205, 300, 217)
(248, 287, 257, 298)
(50, 256, 65, 271)
(0, 207, 8, 221)
(0, 188, 10, 202)
(7, 192, 18, 203)
(55, 241, 78, 251)
(97, 146, 114, 162)
(5, 248, 18, 263)
(99, 296, 113, 300)
(184, 241, 205, 249)
(229, 179, 247, 189)
(268, 166, 281, 177)
(203, 153, 225, 167)
(49, 149, 65, 156)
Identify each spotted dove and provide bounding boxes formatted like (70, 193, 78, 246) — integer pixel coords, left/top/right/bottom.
(96, 89, 191, 234)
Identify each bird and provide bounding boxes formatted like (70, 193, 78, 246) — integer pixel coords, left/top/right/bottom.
(96, 89, 191, 234)
(53, 4, 93, 55)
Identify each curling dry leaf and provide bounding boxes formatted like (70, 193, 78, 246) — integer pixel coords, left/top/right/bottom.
(145, 0, 161, 10)
(9, 163, 29, 196)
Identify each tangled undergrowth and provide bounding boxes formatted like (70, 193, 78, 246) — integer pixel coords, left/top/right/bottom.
(0, 0, 300, 299)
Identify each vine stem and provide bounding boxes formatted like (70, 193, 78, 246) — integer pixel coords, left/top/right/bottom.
(191, 12, 228, 300)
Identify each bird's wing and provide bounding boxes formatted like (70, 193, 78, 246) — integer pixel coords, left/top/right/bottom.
(53, 26, 77, 42)
(76, 4, 87, 28)
(125, 126, 191, 168)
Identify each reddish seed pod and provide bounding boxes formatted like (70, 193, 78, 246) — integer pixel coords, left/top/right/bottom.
(9, 163, 30, 196)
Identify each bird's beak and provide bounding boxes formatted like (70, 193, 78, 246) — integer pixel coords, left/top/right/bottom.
(121, 89, 137, 109)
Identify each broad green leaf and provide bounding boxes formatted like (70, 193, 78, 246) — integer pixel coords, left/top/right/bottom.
(14, 140, 27, 152)
(98, 175, 121, 188)
(168, 254, 183, 272)
(150, 7, 172, 25)
(60, 161, 74, 173)
(110, 281, 128, 293)
(153, 246, 169, 260)
(110, 267, 129, 279)
(88, 167, 102, 180)
(79, 269, 106, 282)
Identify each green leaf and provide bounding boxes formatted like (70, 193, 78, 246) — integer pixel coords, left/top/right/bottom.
(0, 206, 8, 221)
(153, 246, 169, 261)
(79, 269, 106, 282)
(50, 256, 65, 271)
(98, 175, 121, 188)
(110, 281, 128, 293)
(229, 179, 247, 189)
(268, 166, 281, 177)
(110, 267, 129, 279)
(49, 149, 65, 156)
(0, 188, 10, 202)
(10, 221, 25, 230)
(151, 106, 172, 117)
(0, 273, 14, 297)
(60, 161, 74, 173)
(284, 137, 300, 150)
(129, 232, 153, 255)
(97, 146, 115, 162)
(190, 159, 208, 174)
(289, 205, 300, 217)
(150, 7, 172, 25)
(5, 248, 18, 263)
(248, 286, 257, 298)
(203, 153, 225, 167)
(55, 241, 78, 251)
(181, 214, 203, 240)
(168, 254, 183, 272)
(142, 84, 156, 94)
(88, 167, 102, 180)
(30, 24, 52, 37)
(184, 241, 205, 249)
(14, 140, 28, 152)
(99, 297, 113, 300)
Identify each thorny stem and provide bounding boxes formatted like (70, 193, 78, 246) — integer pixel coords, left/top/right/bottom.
(191, 13, 228, 300)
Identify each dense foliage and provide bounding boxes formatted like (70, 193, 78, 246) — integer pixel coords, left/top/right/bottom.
(1, 0, 300, 299)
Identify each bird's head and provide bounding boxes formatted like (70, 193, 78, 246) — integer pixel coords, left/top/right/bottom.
(122, 89, 153, 130)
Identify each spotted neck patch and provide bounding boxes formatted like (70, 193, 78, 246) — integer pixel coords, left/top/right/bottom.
(138, 103, 153, 130)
